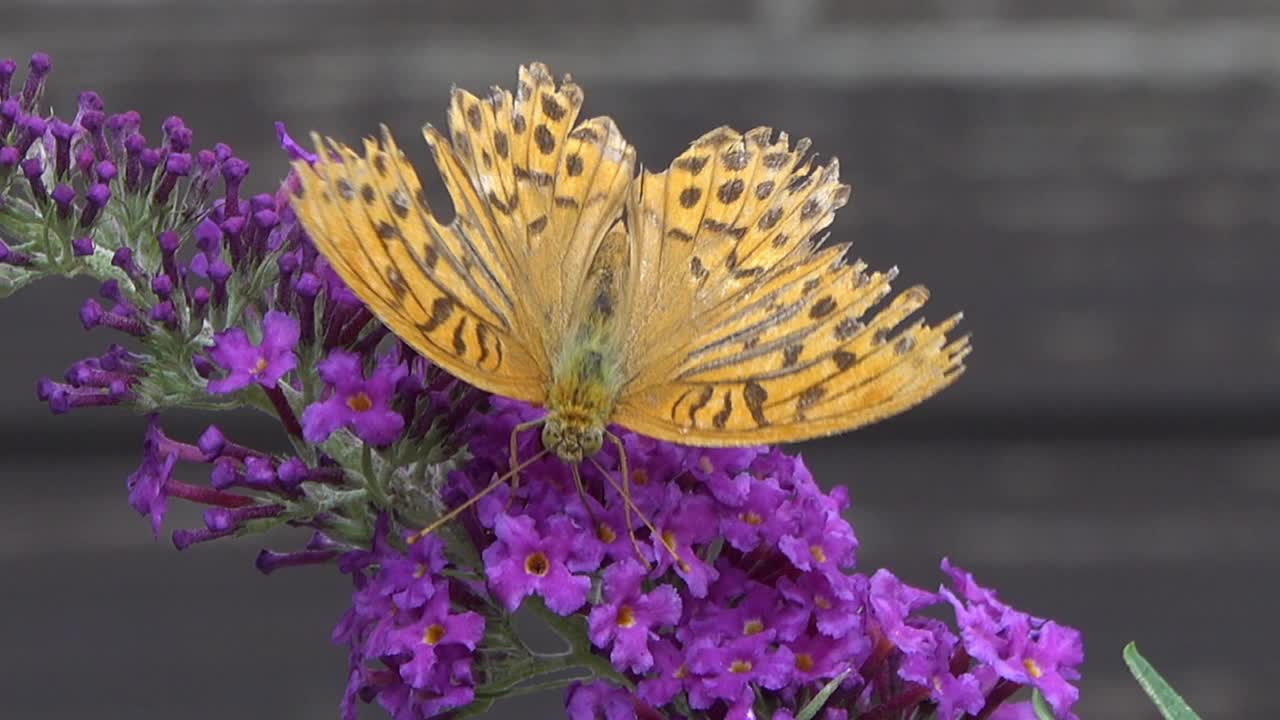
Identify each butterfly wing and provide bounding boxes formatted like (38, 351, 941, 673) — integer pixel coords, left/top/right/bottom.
(612, 127, 970, 444)
(289, 63, 636, 402)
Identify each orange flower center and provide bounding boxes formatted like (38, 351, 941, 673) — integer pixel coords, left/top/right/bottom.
(697, 456, 714, 474)
(251, 357, 268, 375)
(809, 544, 827, 564)
(616, 605, 636, 628)
(741, 511, 763, 526)
(729, 659, 753, 674)
(524, 551, 549, 577)
(673, 664, 688, 680)
(795, 653, 815, 672)
(596, 522, 617, 544)
(742, 619, 765, 636)
(413, 564, 428, 579)
(631, 468, 648, 486)
(346, 391, 373, 412)
(1023, 658, 1043, 679)
(423, 623, 445, 645)
(814, 595, 832, 610)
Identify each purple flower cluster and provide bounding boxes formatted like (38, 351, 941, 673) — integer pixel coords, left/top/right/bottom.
(12, 50, 1084, 720)
(391, 398, 1083, 720)
(334, 518, 486, 720)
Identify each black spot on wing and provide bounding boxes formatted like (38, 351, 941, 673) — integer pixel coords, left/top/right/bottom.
(743, 381, 768, 426)
(711, 390, 733, 429)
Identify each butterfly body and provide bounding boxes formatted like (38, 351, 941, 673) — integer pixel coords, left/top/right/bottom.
(290, 63, 970, 466)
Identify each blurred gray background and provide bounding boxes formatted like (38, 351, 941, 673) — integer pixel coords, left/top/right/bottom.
(3, 0, 1280, 718)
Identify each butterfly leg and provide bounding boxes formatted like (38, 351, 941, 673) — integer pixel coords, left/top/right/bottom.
(568, 462, 600, 528)
(599, 432, 679, 566)
(506, 419, 545, 510)
(409, 448, 552, 544)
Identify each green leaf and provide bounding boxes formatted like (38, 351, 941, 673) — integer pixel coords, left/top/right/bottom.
(1032, 689, 1057, 720)
(1123, 642, 1202, 720)
(0, 263, 37, 298)
(794, 670, 850, 720)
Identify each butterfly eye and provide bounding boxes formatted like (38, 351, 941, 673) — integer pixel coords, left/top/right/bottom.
(580, 427, 603, 457)
(541, 421, 563, 451)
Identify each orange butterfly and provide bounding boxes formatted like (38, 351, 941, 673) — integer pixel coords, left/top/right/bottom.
(288, 63, 969, 543)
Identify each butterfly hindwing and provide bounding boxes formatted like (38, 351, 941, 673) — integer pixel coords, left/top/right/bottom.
(614, 127, 969, 444)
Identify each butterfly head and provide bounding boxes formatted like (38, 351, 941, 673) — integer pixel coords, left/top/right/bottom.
(541, 411, 604, 463)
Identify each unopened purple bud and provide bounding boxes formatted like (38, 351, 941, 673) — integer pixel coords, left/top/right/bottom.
(71, 236, 94, 257)
(244, 457, 277, 487)
(14, 114, 45, 158)
(209, 457, 240, 489)
(35, 377, 57, 401)
(152, 152, 191, 204)
(191, 285, 210, 311)
(277, 252, 299, 275)
(198, 425, 227, 459)
(192, 354, 215, 378)
(124, 133, 146, 190)
(0, 99, 18, 137)
(275, 457, 308, 487)
(213, 143, 233, 163)
(196, 149, 216, 173)
(74, 145, 95, 176)
(99, 279, 122, 302)
(221, 158, 249, 217)
(0, 59, 15, 101)
(79, 110, 107, 159)
(209, 257, 231, 306)
(79, 183, 111, 227)
(105, 110, 140, 150)
(0, 146, 18, 168)
(49, 118, 75, 178)
(173, 527, 236, 551)
(112, 246, 141, 278)
(161, 115, 184, 137)
(167, 126, 192, 153)
(188, 252, 209, 278)
(249, 193, 273, 213)
(148, 300, 177, 328)
(78, 90, 104, 113)
(203, 504, 282, 532)
(150, 273, 173, 298)
(50, 183, 75, 218)
(164, 152, 192, 175)
(294, 272, 321, 298)
(139, 147, 161, 184)
(255, 548, 337, 574)
(91, 161, 115, 185)
(21, 157, 46, 203)
(157, 229, 180, 256)
(252, 209, 279, 231)
(79, 298, 104, 330)
(19, 53, 51, 111)
(0, 239, 31, 266)
(215, 216, 243, 261)
(193, 218, 221, 255)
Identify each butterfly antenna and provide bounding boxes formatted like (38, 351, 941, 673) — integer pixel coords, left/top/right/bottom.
(506, 419, 545, 510)
(409, 447, 551, 544)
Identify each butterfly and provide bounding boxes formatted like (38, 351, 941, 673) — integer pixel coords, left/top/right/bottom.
(288, 63, 969, 541)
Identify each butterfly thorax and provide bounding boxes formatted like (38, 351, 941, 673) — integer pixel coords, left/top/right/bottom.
(542, 331, 624, 463)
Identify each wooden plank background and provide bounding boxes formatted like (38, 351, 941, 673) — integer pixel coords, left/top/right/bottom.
(2, 1, 1279, 718)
